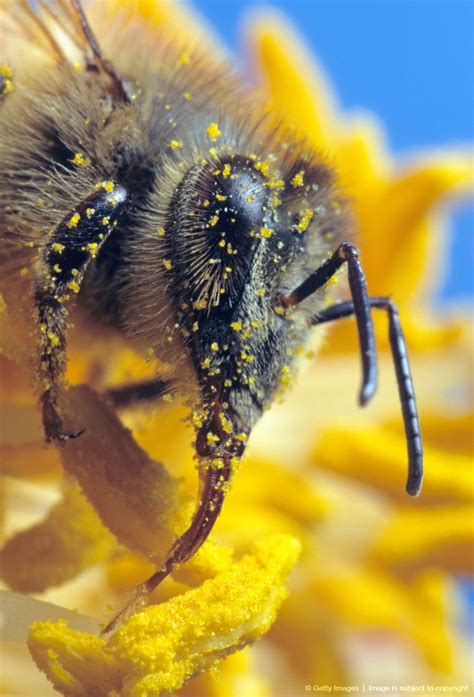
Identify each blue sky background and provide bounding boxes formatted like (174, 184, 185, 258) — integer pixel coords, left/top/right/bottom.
(192, 0, 473, 305)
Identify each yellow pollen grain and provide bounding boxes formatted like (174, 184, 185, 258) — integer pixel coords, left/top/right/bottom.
(67, 213, 80, 229)
(163, 259, 173, 270)
(72, 152, 91, 167)
(207, 432, 220, 445)
(246, 194, 255, 203)
(162, 394, 173, 402)
(222, 163, 231, 178)
(86, 242, 99, 258)
(209, 215, 219, 227)
(201, 357, 211, 369)
(272, 195, 282, 208)
(192, 410, 205, 428)
(216, 194, 227, 202)
(209, 147, 218, 158)
(183, 91, 192, 100)
(67, 280, 80, 294)
(53, 264, 61, 273)
(240, 351, 254, 363)
(85, 207, 95, 217)
(202, 199, 210, 208)
(0, 64, 13, 79)
(256, 288, 266, 297)
(0, 64, 14, 95)
(297, 208, 314, 232)
(158, 227, 166, 237)
(210, 342, 219, 351)
(206, 122, 222, 141)
(192, 321, 199, 332)
(291, 171, 305, 187)
(177, 52, 190, 65)
(100, 181, 115, 193)
(169, 139, 183, 149)
(219, 414, 233, 434)
(266, 178, 285, 190)
(260, 227, 273, 238)
(193, 299, 208, 310)
(47, 331, 60, 347)
(230, 320, 242, 332)
(235, 432, 248, 442)
(101, 217, 110, 226)
(275, 306, 285, 316)
(254, 160, 270, 177)
(51, 242, 65, 253)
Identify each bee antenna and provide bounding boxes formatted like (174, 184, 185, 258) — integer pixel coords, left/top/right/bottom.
(281, 242, 377, 405)
(286, 242, 424, 497)
(70, 0, 130, 103)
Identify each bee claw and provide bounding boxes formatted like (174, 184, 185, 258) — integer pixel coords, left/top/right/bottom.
(42, 392, 85, 443)
(52, 427, 85, 442)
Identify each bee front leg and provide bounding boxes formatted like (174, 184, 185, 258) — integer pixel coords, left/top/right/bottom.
(35, 182, 128, 442)
(104, 379, 174, 410)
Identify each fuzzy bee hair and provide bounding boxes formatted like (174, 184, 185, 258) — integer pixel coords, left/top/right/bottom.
(0, 1, 421, 632)
(1, 0, 345, 394)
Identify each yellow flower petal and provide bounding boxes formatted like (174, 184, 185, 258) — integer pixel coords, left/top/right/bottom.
(1, 482, 116, 592)
(357, 154, 474, 304)
(231, 457, 330, 526)
(313, 422, 473, 504)
(246, 15, 338, 149)
(57, 385, 189, 560)
(28, 534, 301, 696)
(371, 505, 474, 575)
(311, 568, 455, 673)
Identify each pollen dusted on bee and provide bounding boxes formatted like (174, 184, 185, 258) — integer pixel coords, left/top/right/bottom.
(0, 63, 14, 96)
(206, 122, 222, 141)
(67, 213, 81, 229)
(291, 170, 305, 187)
(72, 152, 91, 167)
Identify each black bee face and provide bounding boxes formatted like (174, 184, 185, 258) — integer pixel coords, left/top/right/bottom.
(164, 152, 344, 452)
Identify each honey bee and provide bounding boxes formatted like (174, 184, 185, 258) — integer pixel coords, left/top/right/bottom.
(0, 0, 423, 632)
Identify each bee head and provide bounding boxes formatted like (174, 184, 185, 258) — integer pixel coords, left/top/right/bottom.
(165, 151, 346, 457)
